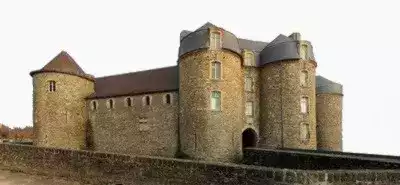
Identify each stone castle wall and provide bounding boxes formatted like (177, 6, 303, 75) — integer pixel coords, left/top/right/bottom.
(243, 66, 261, 140)
(316, 93, 343, 151)
(88, 92, 178, 157)
(0, 143, 399, 185)
(32, 72, 94, 150)
(179, 49, 244, 162)
(259, 59, 317, 150)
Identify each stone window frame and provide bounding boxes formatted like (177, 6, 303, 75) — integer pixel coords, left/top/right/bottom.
(300, 96, 309, 114)
(125, 97, 133, 107)
(90, 100, 98, 111)
(299, 122, 311, 144)
(106, 98, 115, 109)
(210, 90, 222, 111)
(245, 101, 254, 116)
(210, 61, 222, 80)
(245, 76, 254, 92)
(163, 93, 172, 105)
(142, 95, 152, 106)
(48, 80, 56, 92)
(209, 29, 222, 50)
(243, 51, 255, 66)
(300, 70, 309, 87)
(300, 43, 309, 60)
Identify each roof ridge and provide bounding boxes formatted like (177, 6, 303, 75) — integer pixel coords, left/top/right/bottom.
(95, 65, 177, 79)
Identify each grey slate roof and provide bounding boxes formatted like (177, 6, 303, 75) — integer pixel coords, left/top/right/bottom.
(316, 75, 343, 95)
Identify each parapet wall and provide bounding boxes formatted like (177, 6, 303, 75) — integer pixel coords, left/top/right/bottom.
(0, 143, 399, 185)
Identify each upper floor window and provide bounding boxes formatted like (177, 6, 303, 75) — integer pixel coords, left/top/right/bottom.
(125, 97, 133, 107)
(211, 61, 221, 79)
(300, 122, 310, 143)
(49, 81, 56, 92)
(245, 77, 253, 92)
(244, 52, 254, 66)
(300, 70, 308, 87)
(91, 100, 98, 110)
(211, 91, 221, 111)
(143, 95, 151, 106)
(300, 44, 308, 60)
(210, 31, 221, 49)
(107, 99, 114, 109)
(164, 94, 171, 105)
(300, 97, 309, 114)
(245, 101, 254, 116)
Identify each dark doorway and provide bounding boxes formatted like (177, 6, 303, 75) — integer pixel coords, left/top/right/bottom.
(242, 128, 257, 148)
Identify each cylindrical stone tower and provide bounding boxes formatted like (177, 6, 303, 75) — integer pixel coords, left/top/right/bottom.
(259, 34, 317, 150)
(178, 23, 244, 162)
(30, 51, 95, 150)
(316, 75, 343, 151)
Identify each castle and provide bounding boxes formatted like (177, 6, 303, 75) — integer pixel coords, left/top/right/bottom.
(30, 22, 343, 163)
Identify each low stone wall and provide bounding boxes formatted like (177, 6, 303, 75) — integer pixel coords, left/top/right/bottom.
(0, 143, 399, 185)
(243, 148, 400, 170)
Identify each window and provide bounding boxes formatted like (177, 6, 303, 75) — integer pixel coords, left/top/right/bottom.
(245, 77, 253, 91)
(245, 102, 253, 116)
(91, 100, 98, 110)
(300, 44, 308, 60)
(300, 97, 308, 113)
(244, 52, 254, 66)
(300, 70, 308, 87)
(125, 97, 133, 107)
(49, 81, 56, 92)
(107, 99, 114, 109)
(300, 122, 310, 143)
(143, 96, 151, 106)
(211, 91, 221, 111)
(210, 31, 221, 49)
(211, 61, 221, 79)
(164, 94, 171, 104)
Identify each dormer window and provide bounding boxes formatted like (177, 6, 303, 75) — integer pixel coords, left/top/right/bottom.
(300, 44, 308, 60)
(211, 61, 221, 79)
(210, 31, 221, 49)
(49, 81, 56, 92)
(244, 52, 254, 66)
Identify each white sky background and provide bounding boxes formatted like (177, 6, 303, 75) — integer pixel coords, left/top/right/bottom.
(0, 0, 399, 156)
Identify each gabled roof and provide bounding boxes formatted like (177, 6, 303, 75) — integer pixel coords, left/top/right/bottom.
(30, 51, 94, 81)
(87, 66, 178, 99)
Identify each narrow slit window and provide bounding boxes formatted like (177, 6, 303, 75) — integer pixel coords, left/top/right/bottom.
(108, 99, 114, 109)
(211, 61, 221, 79)
(211, 91, 221, 111)
(144, 96, 151, 106)
(300, 97, 309, 113)
(91, 101, 97, 110)
(49, 81, 56, 92)
(165, 94, 171, 104)
(126, 97, 132, 107)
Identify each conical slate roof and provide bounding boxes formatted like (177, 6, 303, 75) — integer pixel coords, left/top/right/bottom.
(30, 51, 94, 81)
(267, 34, 293, 46)
(316, 75, 343, 94)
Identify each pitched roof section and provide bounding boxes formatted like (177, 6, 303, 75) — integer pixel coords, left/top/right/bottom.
(88, 66, 178, 99)
(316, 75, 343, 95)
(30, 51, 94, 81)
(195, 22, 218, 31)
(267, 34, 293, 46)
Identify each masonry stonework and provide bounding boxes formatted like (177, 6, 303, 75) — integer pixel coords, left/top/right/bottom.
(243, 66, 261, 141)
(32, 72, 94, 150)
(316, 93, 343, 151)
(179, 49, 244, 162)
(259, 59, 317, 150)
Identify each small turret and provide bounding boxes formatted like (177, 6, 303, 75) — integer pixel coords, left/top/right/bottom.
(30, 51, 94, 150)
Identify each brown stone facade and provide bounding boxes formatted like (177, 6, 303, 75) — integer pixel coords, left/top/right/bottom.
(259, 60, 317, 150)
(32, 72, 94, 150)
(316, 93, 343, 151)
(179, 49, 244, 162)
(243, 66, 260, 143)
(88, 92, 178, 157)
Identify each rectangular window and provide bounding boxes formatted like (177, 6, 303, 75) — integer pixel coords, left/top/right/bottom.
(211, 61, 221, 79)
(244, 53, 254, 66)
(300, 71, 308, 86)
(210, 32, 221, 49)
(300, 44, 308, 60)
(245, 102, 253, 116)
(211, 91, 221, 111)
(300, 97, 308, 113)
(245, 77, 253, 91)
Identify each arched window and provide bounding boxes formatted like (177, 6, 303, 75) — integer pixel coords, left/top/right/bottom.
(107, 99, 114, 109)
(164, 94, 171, 105)
(210, 31, 221, 49)
(211, 61, 221, 79)
(211, 91, 221, 111)
(49, 80, 56, 92)
(143, 96, 151, 106)
(300, 70, 308, 86)
(300, 97, 309, 114)
(125, 97, 132, 107)
(91, 100, 98, 110)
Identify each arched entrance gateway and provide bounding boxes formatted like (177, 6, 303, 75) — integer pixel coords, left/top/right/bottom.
(242, 128, 258, 148)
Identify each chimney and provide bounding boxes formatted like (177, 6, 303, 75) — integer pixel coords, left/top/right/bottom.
(289, 32, 301, 41)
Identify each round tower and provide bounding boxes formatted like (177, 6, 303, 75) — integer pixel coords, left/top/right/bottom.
(178, 23, 244, 162)
(259, 33, 317, 150)
(30, 51, 95, 150)
(316, 76, 343, 151)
